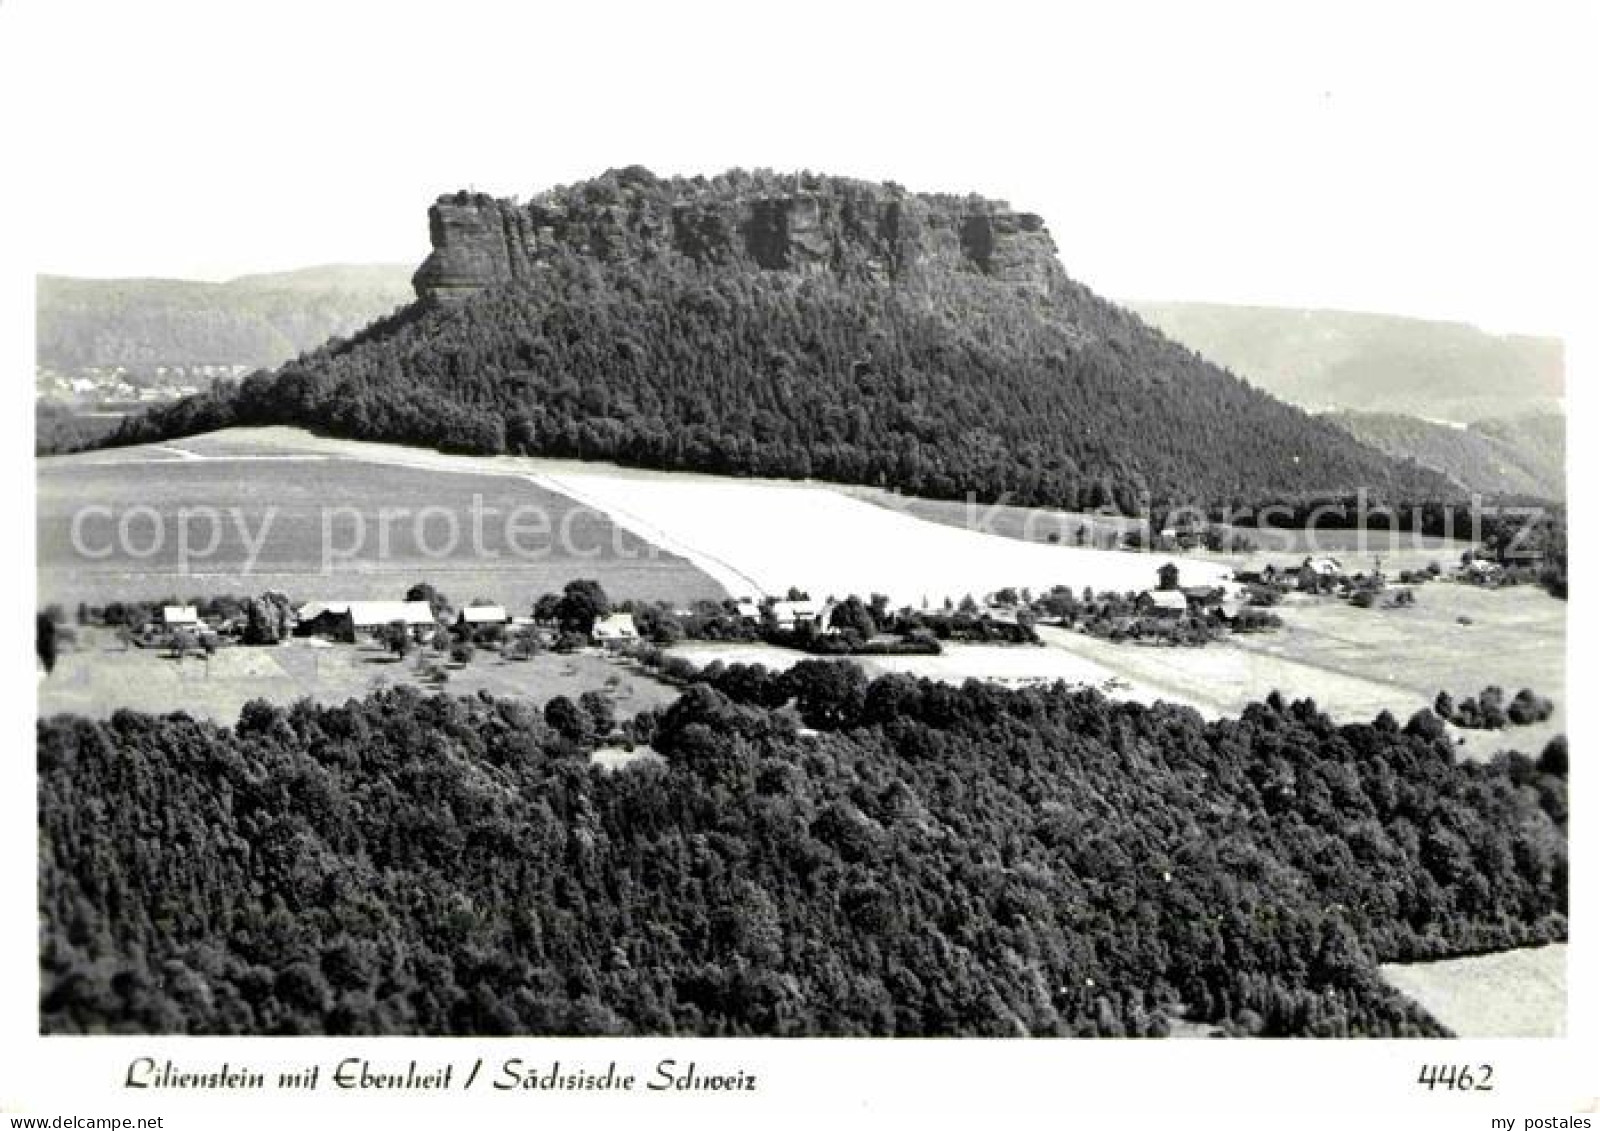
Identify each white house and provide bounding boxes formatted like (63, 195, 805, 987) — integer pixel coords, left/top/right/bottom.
(458, 604, 510, 626)
(1137, 589, 1189, 617)
(591, 612, 641, 648)
(297, 600, 437, 640)
(160, 605, 200, 628)
(770, 598, 831, 631)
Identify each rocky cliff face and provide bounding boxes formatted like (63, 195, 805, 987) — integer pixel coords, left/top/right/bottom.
(412, 170, 1066, 304)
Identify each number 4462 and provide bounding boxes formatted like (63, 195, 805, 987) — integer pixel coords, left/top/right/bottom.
(1417, 1064, 1495, 1091)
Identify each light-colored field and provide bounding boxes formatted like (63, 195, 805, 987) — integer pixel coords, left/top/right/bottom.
(1032, 584, 1563, 756)
(40, 428, 1563, 748)
(672, 638, 1151, 699)
(670, 585, 1563, 751)
(527, 463, 1231, 609)
(42, 427, 1226, 609)
(846, 484, 1475, 574)
(1379, 944, 1566, 1037)
(37, 431, 722, 607)
(38, 628, 680, 726)
(1237, 584, 1566, 760)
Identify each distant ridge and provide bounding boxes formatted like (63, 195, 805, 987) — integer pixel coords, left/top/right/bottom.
(37, 265, 414, 372)
(1326, 410, 1565, 500)
(103, 167, 1459, 516)
(1124, 300, 1564, 424)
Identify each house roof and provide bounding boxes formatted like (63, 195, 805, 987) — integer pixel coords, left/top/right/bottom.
(459, 605, 509, 623)
(1139, 589, 1189, 611)
(298, 600, 436, 627)
(161, 605, 200, 624)
(591, 612, 640, 639)
(771, 599, 825, 620)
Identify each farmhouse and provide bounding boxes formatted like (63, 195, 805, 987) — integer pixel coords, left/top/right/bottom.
(1137, 589, 1188, 618)
(1464, 559, 1504, 582)
(1302, 556, 1342, 577)
(733, 598, 763, 623)
(458, 604, 510, 627)
(160, 605, 200, 628)
(591, 612, 641, 649)
(770, 598, 830, 631)
(297, 600, 437, 642)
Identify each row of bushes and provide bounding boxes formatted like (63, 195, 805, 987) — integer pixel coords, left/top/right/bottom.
(1434, 687, 1556, 731)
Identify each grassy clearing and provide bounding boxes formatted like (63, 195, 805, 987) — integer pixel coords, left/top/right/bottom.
(126, 427, 1232, 605)
(39, 428, 1562, 754)
(38, 627, 681, 727)
(847, 485, 1475, 575)
(1379, 944, 1566, 1037)
(669, 584, 1563, 754)
(37, 433, 722, 608)
(1030, 583, 1563, 757)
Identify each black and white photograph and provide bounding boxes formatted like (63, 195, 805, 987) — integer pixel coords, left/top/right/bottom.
(3, 0, 1596, 1125)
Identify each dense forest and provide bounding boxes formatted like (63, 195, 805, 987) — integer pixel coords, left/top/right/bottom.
(98, 168, 1458, 517)
(40, 669, 1566, 1037)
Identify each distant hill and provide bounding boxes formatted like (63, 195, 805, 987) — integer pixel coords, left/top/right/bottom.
(1326, 411, 1565, 500)
(37, 265, 414, 373)
(1126, 301, 1564, 424)
(105, 167, 1458, 516)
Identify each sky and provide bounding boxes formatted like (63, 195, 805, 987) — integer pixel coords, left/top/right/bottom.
(3, 0, 1597, 337)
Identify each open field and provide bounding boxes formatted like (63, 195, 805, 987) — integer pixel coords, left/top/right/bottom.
(1379, 944, 1566, 1037)
(846, 485, 1476, 575)
(672, 584, 1564, 754)
(40, 428, 1563, 756)
(43, 426, 1233, 607)
(38, 627, 681, 726)
(526, 463, 1232, 608)
(1034, 584, 1563, 757)
(1239, 584, 1566, 760)
(37, 434, 722, 608)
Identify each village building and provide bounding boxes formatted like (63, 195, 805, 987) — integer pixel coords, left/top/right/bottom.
(769, 598, 830, 631)
(591, 612, 641, 650)
(1136, 589, 1189, 618)
(296, 600, 437, 642)
(159, 605, 200, 629)
(457, 604, 510, 627)
(733, 598, 763, 623)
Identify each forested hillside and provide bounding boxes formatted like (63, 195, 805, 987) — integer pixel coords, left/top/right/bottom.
(1127, 301, 1565, 423)
(39, 673, 1566, 1037)
(37, 265, 412, 373)
(102, 169, 1456, 515)
(1327, 411, 1565, 500)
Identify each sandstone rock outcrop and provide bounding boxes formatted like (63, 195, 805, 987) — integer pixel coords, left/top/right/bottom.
(412, 170, 1067, 304)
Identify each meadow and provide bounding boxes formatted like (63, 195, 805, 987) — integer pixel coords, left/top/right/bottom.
(41, 427, 1564, 765)
(42, 427, 1235, 608)
(847, 485, 1475, 574)
(38, 627, 682, 726)
(1035, 583, 1564, 760)
(1378, 944, 1566, 1037)
(36, 435, 722, 608)
(671, 587, 1563, 764)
